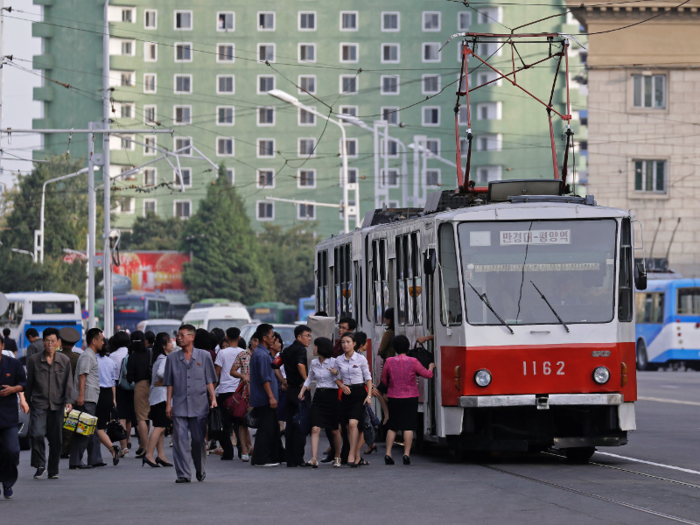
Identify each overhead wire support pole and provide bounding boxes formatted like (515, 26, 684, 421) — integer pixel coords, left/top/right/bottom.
(103, 0, 113, 338)
(87, 123, 96, 330)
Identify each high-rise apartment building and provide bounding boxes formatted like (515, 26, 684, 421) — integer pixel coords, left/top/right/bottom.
(32, 1, 586, 237)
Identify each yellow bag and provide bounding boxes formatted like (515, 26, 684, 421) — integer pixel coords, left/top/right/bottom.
(63, 409, 98, 436)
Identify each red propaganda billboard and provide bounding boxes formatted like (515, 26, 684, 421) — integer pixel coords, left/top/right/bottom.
(113, 251, 190, 292)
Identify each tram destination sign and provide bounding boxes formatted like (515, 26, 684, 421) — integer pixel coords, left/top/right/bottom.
(500, 230, 570, 246)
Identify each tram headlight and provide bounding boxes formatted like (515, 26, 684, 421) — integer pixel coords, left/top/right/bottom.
(593, 366, 610, 385)
(474, 369, 492, 387)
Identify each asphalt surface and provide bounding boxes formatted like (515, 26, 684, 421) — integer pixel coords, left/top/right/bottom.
(3, 371, 700, 525)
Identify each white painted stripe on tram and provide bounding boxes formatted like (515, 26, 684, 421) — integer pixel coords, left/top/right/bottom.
(596, 452, 700, 477)
(638, 396, 700, 407)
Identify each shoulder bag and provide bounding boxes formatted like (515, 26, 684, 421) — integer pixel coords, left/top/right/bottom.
(223, 382, 249, 421)
(119, 355, 135, 391)
(408, 342, 434, 370)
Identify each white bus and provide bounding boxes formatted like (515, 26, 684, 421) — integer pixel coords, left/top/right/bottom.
(0, 292, 83, 357)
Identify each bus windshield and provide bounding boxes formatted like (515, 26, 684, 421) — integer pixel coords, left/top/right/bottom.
(457, 219, 617, 326)
(115, 298, 145, 313)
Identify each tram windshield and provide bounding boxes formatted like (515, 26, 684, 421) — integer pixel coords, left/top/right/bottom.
(458, 219, 617, 326)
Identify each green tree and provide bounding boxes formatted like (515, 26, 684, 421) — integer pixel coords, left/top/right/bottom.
(259, 223, 316, 305)
(179, 166, 274, 304)
(120, 212, 185, 251)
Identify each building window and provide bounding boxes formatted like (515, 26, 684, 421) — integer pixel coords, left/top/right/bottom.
(342, 138, 358, 157)
(475, 166, 502, 185)
(422, 107, 440, 126)
(299, 44, 316, 63)
(477, 70, 502, 87)
(381, 169, 400, 188)
(298, 169, 315, 188)
(144, 168, 156, 185)
(340, 168, 359, 186)
(458, 12, 472, 31)
(174, 138, 191, 155)
(382, 12, 399, 31)
(476, 102, 501, 120)
(120, 165, 136, 181)
(226, 168, 235, 185)
(258, 75, 275, 93)
(341, 11, 358, 31)
(341, 44, 358, 63)
(383, 139, 399, 158)
(218, 12, 234, 31)
(118, 197, 134, 214)
(423, 75, 440, 94)
(299, 12, 316, 30)
(121, 8, 134, 23)
(340, 76, 358, 94)
(634, 160, 666, 193)
(174, 200, 191, 219)
(145, 10, 157, 29)
(476, 134, 502, 151)
(633, 74, 666, 109)
(298, 203, 315, 221)
(217, 106, 234, 125)
(174, 74, 192, 93)
(175, 11, 192, 30)
(339, 199, 357, 220)
(174, 167, 192, 187)
(426, 139, 440, 155)
(299, 138, 316, 156)
(258, 12, 275, 30)
(423, 43, 440, 62)
(299, 107, 316, 126)
(381, 75, 399, 95)
(144, 105, 156, 124)
(119, 103, 134, 118)
(426, 169, 440, 187)
(257, 170, 275, 188)
(121, 40, 134, 55)
(257, 107, 275, 126)
(144, 42, 157, 61)
(174, 106, 191, 125)
(217, 75, 235, 94)
(258, 140, 275, 158)
(144, 136, 157, 156)
(143, 200, 156, 215)
(423, 12, 441, 31)
(258, 44, 275, 62)
(175, 43, 192, 62)
(339, 106, 357, 123)
(217, 137, 234, 156)
(382, 44, 399, 63)
(120, 72, 134, 86)
(144, 74, 156, 93)
(217, 44, 235, 62)
(382, 107, 399, 125)
(299, 76, 316, 94)
(458, 106, 469, 125)
(257, 201, 274, 220)
(120, 136, 134, 150)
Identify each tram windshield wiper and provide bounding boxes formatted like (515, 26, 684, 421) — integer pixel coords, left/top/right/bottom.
(530, 281, 570, 333)
(467, 282, 514, 334)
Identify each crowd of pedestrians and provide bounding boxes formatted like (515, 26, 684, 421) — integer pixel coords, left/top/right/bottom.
(0, 314, 435, 496)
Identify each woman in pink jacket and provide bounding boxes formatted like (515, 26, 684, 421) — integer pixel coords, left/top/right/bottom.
(381, 335, 435, 465)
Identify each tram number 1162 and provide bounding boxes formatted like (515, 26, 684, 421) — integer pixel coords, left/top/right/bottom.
(523, 361, 565, 376)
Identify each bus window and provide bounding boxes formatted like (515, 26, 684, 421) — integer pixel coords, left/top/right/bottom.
(115, 298, 145, 313)
(0, 301, 24, 327)
(32, 301, 75, 315)
(677, 288, 700, 315)
(439, 224, 462, 326)
(148, 299, 158, 318)
(636, 292, 664, 324)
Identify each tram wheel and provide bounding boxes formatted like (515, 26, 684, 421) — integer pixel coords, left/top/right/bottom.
(564, 447, 595, 464)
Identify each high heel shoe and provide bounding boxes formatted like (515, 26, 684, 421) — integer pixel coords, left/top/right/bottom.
(385, 455, 395, 465)
(363, 444, 378, 455)
(142, 457, 160, 468)
(156, 458, 173, 467)
(403, 455, 411, 465)
(305, 459, 319, 469)
(111, 446, 120, 466)
(333, 457, 342, 468)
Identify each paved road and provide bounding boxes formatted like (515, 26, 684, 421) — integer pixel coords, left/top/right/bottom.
(2, 371, 699, 524)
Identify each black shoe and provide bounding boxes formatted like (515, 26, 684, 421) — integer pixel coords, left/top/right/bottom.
(3, 486, 13, 499)
(196, 471, 206, 482)
(385, 455, 395, 465)
(403, 455, 411, 465)
(142, 457, 160, 468)
(320, 454, 334, 463)
(135, 448, 146, 458)
(156, 458, 173, 467)
(220, 456, 234, 461)
(175, 477, 191, 483)
(349, 461, 359, 468)
(34, 467, 47, 479)
(69, 464, 92, 470)
(111, 446, 120, 466)
(60, 453, 70, 459)
(48, 473, 59, 480)
(92, 462, 107, 468)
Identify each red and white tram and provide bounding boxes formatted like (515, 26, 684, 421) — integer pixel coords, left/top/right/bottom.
(313, 34, 646, 462)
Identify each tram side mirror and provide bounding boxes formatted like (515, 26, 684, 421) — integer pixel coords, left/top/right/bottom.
(424, 249, 437, 276)
(635, 262, 647, 291)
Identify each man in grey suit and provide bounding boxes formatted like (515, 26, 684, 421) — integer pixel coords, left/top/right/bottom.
(164, 324, 217, 483)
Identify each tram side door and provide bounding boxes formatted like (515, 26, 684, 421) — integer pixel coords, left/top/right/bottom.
(424, 241, 438, 436)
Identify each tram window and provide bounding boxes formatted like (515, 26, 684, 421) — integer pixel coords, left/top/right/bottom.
(412, 233, 423, 325)
(677, 288, 700, 315)
(317, 250, 329, 314)
(372, 239, 389, 325)
(354, 261, 362, 324)
(396, 232, 422, 326)
(619, 219, 633, 322)
(439, 224, 462, 326)
(334, 244, 353, 320)
(636, 292, 664, 323)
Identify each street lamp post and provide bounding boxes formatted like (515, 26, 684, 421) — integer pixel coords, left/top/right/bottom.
(267, 89, 353, 234)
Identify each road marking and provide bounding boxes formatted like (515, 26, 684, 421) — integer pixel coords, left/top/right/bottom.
(597, 452, 700, 477)
(638, 396, 700, 407)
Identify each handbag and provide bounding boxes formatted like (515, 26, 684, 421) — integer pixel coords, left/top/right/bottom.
(207, 407, 224, 441)
(119, 356, 135, 391)
(223, 383, 249, 421)
(408, 342, 434, 370)
(363, 404, 380, 446)
(244, 407, 258, 429)
(292, 397, 312, 436)
(105, 418, 128, 442)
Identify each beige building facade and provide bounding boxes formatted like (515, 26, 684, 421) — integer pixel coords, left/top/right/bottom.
(569, 1, 700, 275)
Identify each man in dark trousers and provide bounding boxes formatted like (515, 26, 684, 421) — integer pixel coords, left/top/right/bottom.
(58, 327, 81, 458)
(282, 325, 311, 467)
(25, 327, 73, 479)
(0, 335, 28, 499)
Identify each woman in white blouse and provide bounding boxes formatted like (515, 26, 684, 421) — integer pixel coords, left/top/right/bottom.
(143, 332, 175, 467)
(298, 337, 341, 468)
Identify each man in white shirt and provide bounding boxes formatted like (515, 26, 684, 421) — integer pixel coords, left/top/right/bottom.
(213, 327, 244, 460)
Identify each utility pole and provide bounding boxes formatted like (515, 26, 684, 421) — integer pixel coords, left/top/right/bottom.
(102, 0, 113, 336)
(0, 0, 5, 177)
(87, 122, 97, 329)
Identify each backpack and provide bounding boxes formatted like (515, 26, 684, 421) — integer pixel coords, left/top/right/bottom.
(119, 355, 135, 391)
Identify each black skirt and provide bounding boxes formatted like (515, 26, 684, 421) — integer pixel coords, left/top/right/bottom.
(96, 387, 114, 430)
(341, 384, 367, 424)
(387, 396, 419, 432)
(148, 401, 170, 429)
(310, 388, 341, 430)
(116, 386, 135, 422)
